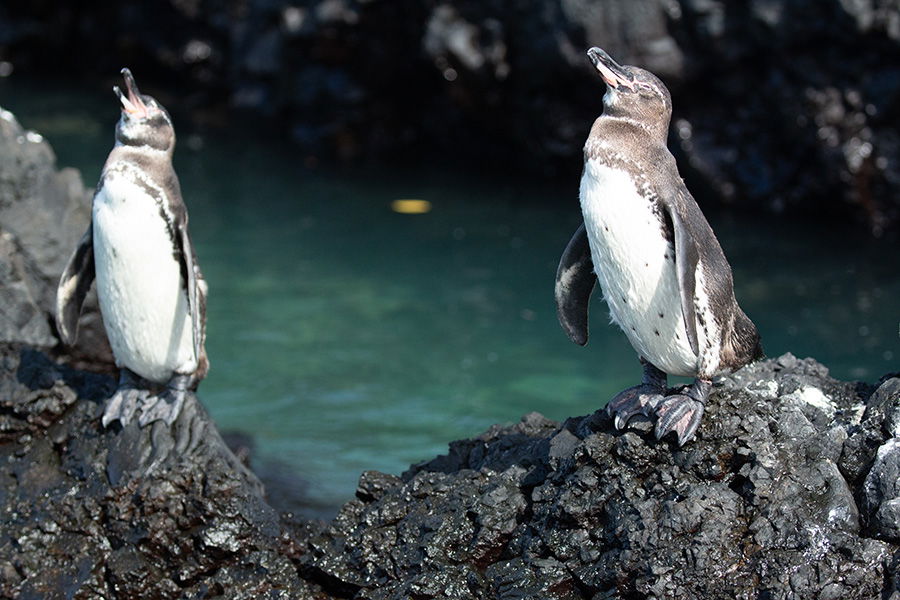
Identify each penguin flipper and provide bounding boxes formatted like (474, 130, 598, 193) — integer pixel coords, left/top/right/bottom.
(664, 202, 701, 356)
(56, 223, 95, 346)
(555, 223, 597, 346)
(176, 225, 206, 370)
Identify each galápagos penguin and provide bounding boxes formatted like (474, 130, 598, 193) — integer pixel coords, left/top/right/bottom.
(555, 47, 762, 445)
(57, 68, 208, 428)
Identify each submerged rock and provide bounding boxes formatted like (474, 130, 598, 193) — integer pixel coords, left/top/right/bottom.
(306, 354, 900, 599)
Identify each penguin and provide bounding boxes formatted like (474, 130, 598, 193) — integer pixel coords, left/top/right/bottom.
(555, 47, 762, 446)
(56, 68, 208, 428)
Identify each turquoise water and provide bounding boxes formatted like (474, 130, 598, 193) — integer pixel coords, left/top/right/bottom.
(3, 81, 898, 515)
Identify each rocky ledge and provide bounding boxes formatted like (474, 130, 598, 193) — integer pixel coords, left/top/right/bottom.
(2, 344, 898, 599)
(306, 354, 900, 599)
(0, 344, 328, 598)
(0, 106, 112, 370)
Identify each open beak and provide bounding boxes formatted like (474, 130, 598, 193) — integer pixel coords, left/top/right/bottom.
(113, 68, 149, 117)
(587, 47, 634, 91)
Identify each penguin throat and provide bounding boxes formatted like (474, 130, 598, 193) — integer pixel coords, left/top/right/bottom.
(598, 111, 669, 146)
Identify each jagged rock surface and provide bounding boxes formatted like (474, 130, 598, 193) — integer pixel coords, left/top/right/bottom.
(3, 1, 899, 232)
(0, 107, 111, 368)
(0, 345, 329, 599)
(1, 348, 898, 598)
(305, 354, 900, 599)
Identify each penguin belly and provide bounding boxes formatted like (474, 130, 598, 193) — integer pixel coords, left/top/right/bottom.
(92, 169, 196, 383)
(580, 161, 699, 377)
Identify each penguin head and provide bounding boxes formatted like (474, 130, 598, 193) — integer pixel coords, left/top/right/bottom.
(113, 68, 175, 153)
(587, 47, 672, 140)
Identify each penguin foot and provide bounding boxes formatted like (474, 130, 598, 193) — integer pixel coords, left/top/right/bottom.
(654, 379, 712, 446)
(103, 386, 147, 427)
(138, 374, 190, 427)
(606, 360, 668, 430)
(606, 384, 665, 430)
(103, 369, 148, 427)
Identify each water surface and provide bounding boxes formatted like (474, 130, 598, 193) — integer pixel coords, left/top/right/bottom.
(4, 80, 897, 516)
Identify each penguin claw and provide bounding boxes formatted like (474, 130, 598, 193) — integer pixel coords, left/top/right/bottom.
(102, 386, 147, 428)
(607, 384, 665, 430)
(654, 395, 705, 446)
(138, 388, 186, 427)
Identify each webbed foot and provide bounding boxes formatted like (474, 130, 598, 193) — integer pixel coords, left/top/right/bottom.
(607, 384, 666, 429)
(606, 361, 667, 430)
(138, 373, 191, 427)
(654, 379, 711, 446)
(103, 369, 148, 427)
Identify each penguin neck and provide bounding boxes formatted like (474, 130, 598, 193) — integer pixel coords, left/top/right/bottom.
(584, 112, 668, 162)
(108, 143, 175, 174)
(114, 139, 174, 159)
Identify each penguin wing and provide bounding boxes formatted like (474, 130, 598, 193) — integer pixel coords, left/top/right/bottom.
(175, 223, 205, 365)
(662, 197, 701, 357)
(555, 223, 597, 346)
(56, 223, 96, 346)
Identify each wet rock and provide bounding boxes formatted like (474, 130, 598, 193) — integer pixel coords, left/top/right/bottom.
(0, 106, 111, 368)
(2, 347, 898, 597)
(860, 377, 900, 542)
(0, 344, 330, 599)
(306, 354, 899, 598)
(0, 230, 53, 348)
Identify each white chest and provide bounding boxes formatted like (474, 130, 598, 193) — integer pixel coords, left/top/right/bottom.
(579, 160, 698, 376)
(92, 169, 196, 382)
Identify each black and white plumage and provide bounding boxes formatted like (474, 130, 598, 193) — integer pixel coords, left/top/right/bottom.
(57, 68, 208, 428)
(556, 48, 762, 445)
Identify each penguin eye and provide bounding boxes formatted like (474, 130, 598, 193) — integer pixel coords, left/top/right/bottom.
(637, 83, 658, 97)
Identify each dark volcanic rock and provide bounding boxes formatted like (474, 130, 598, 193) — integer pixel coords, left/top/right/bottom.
(305, 354, 900, 599)
(1, 346, 898, 597)
(0, 106, 112, 369)
(0, 344, 329, 599)
(2, 1, 900, 232)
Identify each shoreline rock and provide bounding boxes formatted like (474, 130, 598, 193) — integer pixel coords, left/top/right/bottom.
(305, 354, 900, 599)
(2, 346, 898, 598)
(0, 106, 113, 370)
(0, 344, 330, 598)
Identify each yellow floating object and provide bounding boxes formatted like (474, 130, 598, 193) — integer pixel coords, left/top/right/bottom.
(391, 199, 432, 214)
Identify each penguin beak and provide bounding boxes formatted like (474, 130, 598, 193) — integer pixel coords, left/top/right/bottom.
(587, 47, 635, 91)
(113, 68, 149, 117)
